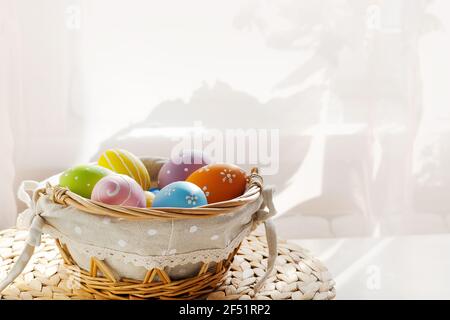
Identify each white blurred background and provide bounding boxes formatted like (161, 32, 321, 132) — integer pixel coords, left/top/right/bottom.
(1, 0, 450, 239)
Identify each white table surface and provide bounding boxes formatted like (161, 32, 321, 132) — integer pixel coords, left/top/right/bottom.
(291, 234, 450, 300)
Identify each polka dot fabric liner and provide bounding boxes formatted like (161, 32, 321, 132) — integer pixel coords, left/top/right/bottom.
(29, 189, 263, 280)
(0, 229, 336, 300)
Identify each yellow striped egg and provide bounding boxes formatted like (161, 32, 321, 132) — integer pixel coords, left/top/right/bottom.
(98, 149, 151, 190)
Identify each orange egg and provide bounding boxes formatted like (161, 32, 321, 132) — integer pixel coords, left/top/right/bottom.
(186, 163, 247, 203)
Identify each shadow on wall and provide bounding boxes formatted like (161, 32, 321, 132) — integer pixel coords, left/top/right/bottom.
(90, 1, 371, 207)
(91, 81, 323, 196)
(92, 0, 444, 238)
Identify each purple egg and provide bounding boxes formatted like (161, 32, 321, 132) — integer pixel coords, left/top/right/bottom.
(158, 150, 212, 189)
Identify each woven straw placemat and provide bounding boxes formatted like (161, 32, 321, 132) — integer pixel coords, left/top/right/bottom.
(0, 228, 335, 300)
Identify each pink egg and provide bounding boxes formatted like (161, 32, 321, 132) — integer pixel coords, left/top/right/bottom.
(91, 174, 146, 208)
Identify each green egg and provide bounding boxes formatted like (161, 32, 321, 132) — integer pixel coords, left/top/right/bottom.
(59, 164, 112, 199)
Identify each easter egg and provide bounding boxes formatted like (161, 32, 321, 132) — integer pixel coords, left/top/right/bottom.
(157, 150, 212, 189)
(59, 164, 112, 199)
(91, 174, 146, 208)
(98, 149, 151, 190)
(186, 164, 247, 203)
(144, 191, 155, 208)
(152, 181, 207, 208)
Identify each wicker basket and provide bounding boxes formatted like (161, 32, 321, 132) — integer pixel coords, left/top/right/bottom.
(1, 163, 277, 300)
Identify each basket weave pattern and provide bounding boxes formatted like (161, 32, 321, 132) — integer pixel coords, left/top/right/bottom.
(0, 229, 336, 300)
(55, 239, 240, 300)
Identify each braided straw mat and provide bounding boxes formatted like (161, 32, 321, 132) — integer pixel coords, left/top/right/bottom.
(0, 228, 336, 300)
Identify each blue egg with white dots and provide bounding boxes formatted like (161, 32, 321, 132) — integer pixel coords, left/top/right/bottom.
(152, 181, 207, 208)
